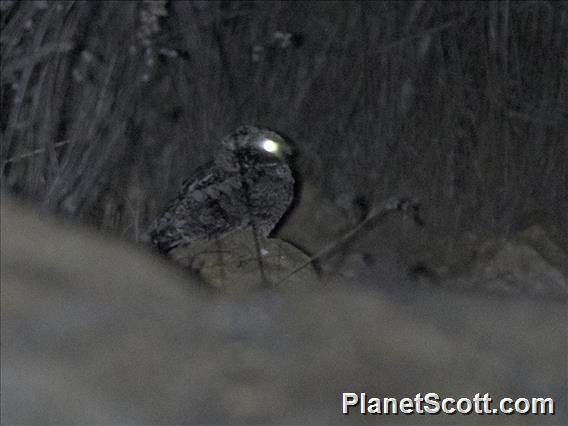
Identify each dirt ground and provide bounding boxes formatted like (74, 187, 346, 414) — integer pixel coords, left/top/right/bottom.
(2, 197, 566, 424)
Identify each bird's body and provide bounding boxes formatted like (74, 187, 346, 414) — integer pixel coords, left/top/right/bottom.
(148, 126, 294, 254)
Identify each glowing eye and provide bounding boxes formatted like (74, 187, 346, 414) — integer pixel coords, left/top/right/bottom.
(261, 138, 280, 153)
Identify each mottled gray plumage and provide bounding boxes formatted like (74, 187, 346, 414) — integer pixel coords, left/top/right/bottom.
(148, 125, 294, 254)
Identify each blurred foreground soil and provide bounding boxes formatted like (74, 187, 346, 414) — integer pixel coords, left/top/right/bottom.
(1, 197, 566, 424)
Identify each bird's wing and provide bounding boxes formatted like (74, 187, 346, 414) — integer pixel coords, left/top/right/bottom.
(148, 161, 239, 252)
(178, 161, 219, 194)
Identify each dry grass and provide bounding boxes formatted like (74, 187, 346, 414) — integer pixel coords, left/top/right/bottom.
(1, 0, 567, 248)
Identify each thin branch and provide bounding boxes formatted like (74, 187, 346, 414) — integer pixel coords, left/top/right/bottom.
(277, 197, 424, 285)
(2, 140, 71, 165)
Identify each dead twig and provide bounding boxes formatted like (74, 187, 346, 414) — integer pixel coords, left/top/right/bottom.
(276, 197, 424, 285)
(2, 140, 71, 166)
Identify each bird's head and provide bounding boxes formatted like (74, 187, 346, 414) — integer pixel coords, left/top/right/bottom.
(220, 125, 292, 166)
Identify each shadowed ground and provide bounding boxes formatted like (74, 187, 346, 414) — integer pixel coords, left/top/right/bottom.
(2, 197, 566, 424)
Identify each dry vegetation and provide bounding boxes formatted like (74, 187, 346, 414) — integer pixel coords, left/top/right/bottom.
(2, 0, 566, 247)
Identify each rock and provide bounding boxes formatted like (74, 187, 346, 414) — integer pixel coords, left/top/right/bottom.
(449, 226, 567, 297)
(169, 229, 318, 293)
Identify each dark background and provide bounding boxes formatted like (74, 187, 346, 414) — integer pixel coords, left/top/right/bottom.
(1, 0, 567, 253)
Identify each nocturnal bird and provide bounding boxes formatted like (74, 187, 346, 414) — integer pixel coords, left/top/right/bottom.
(148, 125, 295, 254)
